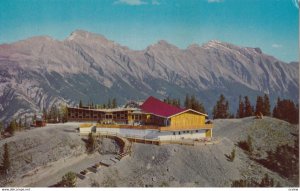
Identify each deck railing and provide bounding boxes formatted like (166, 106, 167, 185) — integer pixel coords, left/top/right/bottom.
(79, 123, 93, 128)
(159, 124, 213, 131)
(95, 123, 213, 130)
(96, 124, 160, 130)
(92, 131, 211, 146)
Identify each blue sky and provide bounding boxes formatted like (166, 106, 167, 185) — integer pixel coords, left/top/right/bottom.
(0, 0, 298, 62)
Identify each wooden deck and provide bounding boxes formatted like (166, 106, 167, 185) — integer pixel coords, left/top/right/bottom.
(79, 123, 93, 128)
(95, 123, 213, 131)
(159, 124, 213, 131)
(96, 124, 160, 130)
(95, 131, 217, 146)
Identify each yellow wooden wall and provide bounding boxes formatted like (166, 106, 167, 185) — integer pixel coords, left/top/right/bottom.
(170, 111, 205, 128)
(206, 129, 212, 138)
(127, 112, 133, 123)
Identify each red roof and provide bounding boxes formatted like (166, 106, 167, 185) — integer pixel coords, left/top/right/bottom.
(140, 96, 185, 118)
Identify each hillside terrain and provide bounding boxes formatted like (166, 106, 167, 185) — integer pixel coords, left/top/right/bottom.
(0, 30, 298, 122)
(0, 117, 298, 187)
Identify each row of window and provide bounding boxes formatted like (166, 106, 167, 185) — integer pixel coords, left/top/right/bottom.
(172, 130, 200, 135)
(69, 110, 128, 115)
(69, 114, 128, 119)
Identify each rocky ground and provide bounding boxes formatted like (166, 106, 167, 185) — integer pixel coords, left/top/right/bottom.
(0, 117, 298, 187)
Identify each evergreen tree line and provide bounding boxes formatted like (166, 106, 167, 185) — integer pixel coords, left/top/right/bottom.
(273, 98, 299, 124)
(0, 116, 38, 136)
(3, 118, 28, 136)
(212, 94, 233, 119)
(79, 98, 117, 109)
(161, 94, 206, 114)
(163, 97, 181, 108)
(165, 94, 206, 113)
(236, 94, 271, 118)
(43, 104, 68, 123)
(202, 93, 298, 124)
(236, 94, 299, 124)
(159, 93, 298, 124)
(184, 94, 206, 113)
(231, 173, 281, 187)
(0, 104, 69, 136)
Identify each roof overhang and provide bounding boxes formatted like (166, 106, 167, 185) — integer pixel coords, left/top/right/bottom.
(167, 109, 208, 118)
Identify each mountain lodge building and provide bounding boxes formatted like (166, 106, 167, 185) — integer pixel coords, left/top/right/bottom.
(67, 96, 213, 141)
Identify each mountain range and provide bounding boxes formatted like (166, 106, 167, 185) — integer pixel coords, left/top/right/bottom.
(0, 30, 298, 122)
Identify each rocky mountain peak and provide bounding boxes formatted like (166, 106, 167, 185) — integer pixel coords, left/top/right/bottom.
(202, 40, 237, 50)
(67, 30, 93, 40)
(146, 40, 180, 52)
(0, 32, 298, 123)
(187, 43, 201, 49)
(66, 30, 112, 45)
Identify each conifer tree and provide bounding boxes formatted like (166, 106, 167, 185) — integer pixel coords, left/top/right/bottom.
(184, 94, 206, 113)
(43, 107, 48, 122)
(112, 98, 117, 108)
(197, 102, 206, 113)
(61, 171, 77, 187)
(244, 96, 253, 117)
(263, 94, 271, 116)
(273, 98, 281, 118)
(213, 94, 230, 119)
(172, 99, 176, 107)
(49, 104, 59, 122)
(6, 120, 17, 135)
(164, 97, 181, 107)
(272, 98, 298, 124)
(236, 95, 244, 118)
(60, 104, 68, 123)
(171, 99, 175, 106)
(1, 143, 10, 175)
(255, 96, 264, 115)
(107, 99, 112, 109)
(79, 100, 83, 108)
(177, 98, 181, 108)
(184, 94, 191, 109)
(86, 133, 96, 154)
(191, 95, 196, 109)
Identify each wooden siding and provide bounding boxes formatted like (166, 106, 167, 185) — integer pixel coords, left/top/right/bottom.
(159, 124, 213, 131)
(96, 124, 159, 130)
(206, 129, 212, 138)
(169, 111, 205, 129)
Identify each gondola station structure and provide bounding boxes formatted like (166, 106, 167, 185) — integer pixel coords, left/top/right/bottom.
(67, 96, 213, 142)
